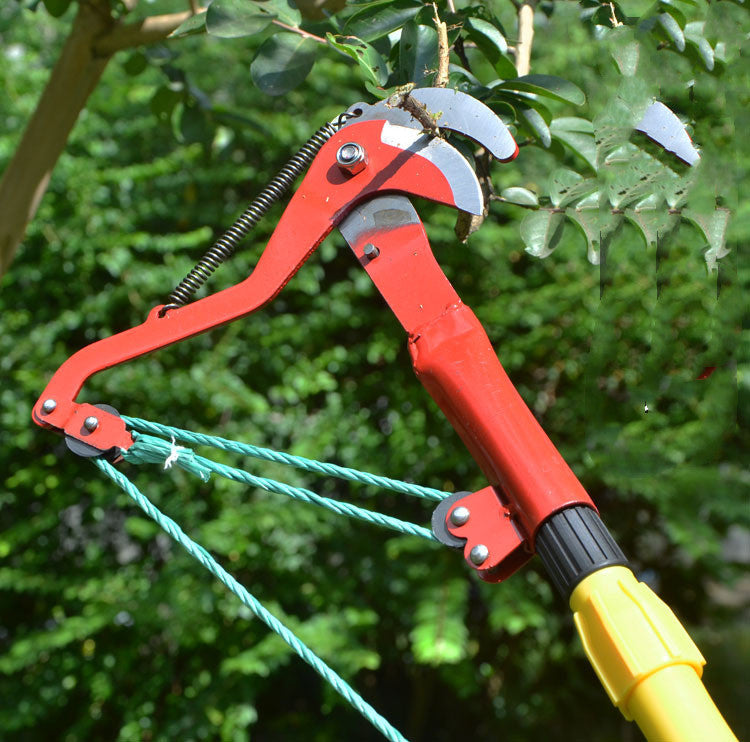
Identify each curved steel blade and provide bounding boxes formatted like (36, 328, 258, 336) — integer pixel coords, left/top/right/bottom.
(345, 88, 518, 162)
(338, 194, 421, 247)
(380, 121, 483, 215)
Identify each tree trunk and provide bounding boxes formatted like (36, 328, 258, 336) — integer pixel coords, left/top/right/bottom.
(0, 1, 115, 278)
(0, 2, 196, 278)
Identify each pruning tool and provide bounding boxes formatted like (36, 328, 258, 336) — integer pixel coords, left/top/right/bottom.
(32, 88, 736, 741)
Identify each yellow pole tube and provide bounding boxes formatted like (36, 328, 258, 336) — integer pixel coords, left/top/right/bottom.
(570, 566, 737, 742)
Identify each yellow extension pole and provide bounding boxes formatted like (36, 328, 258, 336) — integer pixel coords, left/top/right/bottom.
(570, 566, 737, 742)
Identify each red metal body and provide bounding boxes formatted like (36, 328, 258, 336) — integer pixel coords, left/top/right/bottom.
(32, 119, 470, 454)
(33, 112, 594, 579)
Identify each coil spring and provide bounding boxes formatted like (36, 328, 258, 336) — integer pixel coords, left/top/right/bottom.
(162, 111, 358, 312)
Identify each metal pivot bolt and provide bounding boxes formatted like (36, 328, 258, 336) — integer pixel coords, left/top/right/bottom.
(363, 243, 380, 259)
(450, 506, 470, 526)
(336, 142, 367, 175)
(41, 399, 57, 414)
(83, 416, 99, 432)
(470, 544, 489, 565)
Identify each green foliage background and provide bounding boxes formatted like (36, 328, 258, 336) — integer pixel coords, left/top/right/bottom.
(1, 1, 747, 740)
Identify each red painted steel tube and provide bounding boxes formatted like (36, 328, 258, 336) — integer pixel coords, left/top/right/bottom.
(347, 215, 594, 545)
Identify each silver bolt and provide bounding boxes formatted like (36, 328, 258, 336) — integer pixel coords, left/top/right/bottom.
(450, 506, 470, 526)
(336, 142, 367, 174)
(83, 416, 99, 432)
(469, 544, 489, 565)
(363, 243, 380, 259)
(41, 399, 57, 414)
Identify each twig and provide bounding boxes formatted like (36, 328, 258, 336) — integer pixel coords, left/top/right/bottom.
(188, 0, 200, 13)
(515, 2, 534, 76)
(454, 147, 494, 241)
(608, 2, 623, 27)
(271, 19, 328, 44)
(94, 9, 207, 54)
(386, 85, 442, 136)
(432, 3, 450, 88)
(453, 36, 472, 73)
(445, 0, 456, 12)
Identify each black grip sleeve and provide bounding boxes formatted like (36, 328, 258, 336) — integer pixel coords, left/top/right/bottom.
(535, 506, 629, 598)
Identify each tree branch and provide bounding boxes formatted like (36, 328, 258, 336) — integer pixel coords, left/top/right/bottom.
(0, 3, 207, 277)
(515, 2, 535, 76)
(0, 1, 113, 277)
(432, 3, 450, 87)
(94, 9, 204, 55)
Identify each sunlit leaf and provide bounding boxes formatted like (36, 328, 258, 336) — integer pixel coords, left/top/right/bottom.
(550, 117, 597, 170)
(500, 186, 539, 207)
(548, 168, 597, 208)
(207, 0, 275, 38)
(567, 199, 621, 264)
(657, 12, 686, 51)
(410, 580, 468, 665)
(519, 106, 551, 147)
(683, 208, 731, 271)
(495, 75, 585, 106)
(169, 10, 208, 38)
(344, 0, 421, 42)
(520, 209, 565, 257)
(327, 34, 388, 86)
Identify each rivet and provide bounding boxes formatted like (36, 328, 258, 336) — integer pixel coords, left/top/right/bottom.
(363, 243, 380, 259)
(469, 544, 489, 565)
(83, 416, 99, 432)
(450, 506, 470, 526)
(41, 399, 57, 414)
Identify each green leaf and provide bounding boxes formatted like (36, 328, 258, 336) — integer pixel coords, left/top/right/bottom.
(179, 102, 212, 144)
(150, 85, 184, 123)
(548, 168, 596, 208)
(520, 106, 551, 147)
(207, 0, 279, 38)
(567, 200, 621, 264)
(463, 17, 515, 77)
(42, 0, 70, 17)
(624, 205, 678, 248)
(657, 12, 685, 51)
(520, 209, 565, 258)
(327, 34, 388, 87)
(500, 186, 538, 207)
(684, 22, 714, 71)
(122, 52, 148, 77)
(550, 117, 597, 170)
(250, 34, 316, 95)
(495, 75, 585, 106)
(169, 10, 208, 38)
(344, 0, 422, 43)
(398, 23, 438, 87)
(410, 580, 468, 665)
(683, 208, 731, 271)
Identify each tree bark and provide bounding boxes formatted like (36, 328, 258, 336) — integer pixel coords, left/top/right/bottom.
(0, 2, 198, 278)
(515, 2, 535, 76)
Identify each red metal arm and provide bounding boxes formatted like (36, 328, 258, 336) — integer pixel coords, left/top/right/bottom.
(32, 120, 472, 454)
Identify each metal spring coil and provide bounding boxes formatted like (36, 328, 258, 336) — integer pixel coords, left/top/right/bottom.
(162, 114, 353, 312)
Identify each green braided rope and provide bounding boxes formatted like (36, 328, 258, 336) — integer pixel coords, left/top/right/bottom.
(121, 415, 449, 502)
(122, 433, 437, 542)
(94, 458, 409, 742)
